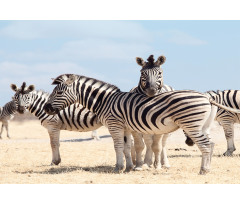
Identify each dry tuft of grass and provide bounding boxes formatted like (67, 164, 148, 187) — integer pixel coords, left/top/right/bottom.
(0, 120, 240, 184)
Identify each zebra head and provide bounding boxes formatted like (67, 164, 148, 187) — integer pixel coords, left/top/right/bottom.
(10, 82, 35, 114)
(44, 74, 78, 115)
(136, 54, 166, 97)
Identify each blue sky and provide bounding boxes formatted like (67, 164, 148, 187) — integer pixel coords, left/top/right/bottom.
(0, 20, 240, 105)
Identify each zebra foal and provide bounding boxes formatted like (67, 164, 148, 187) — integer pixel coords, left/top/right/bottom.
(0, 100, 17, 139)
(44, 73, 240, 174)
(11, 82, 102, 165)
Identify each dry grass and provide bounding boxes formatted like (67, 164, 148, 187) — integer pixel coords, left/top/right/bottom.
(1, 120, 240, 184)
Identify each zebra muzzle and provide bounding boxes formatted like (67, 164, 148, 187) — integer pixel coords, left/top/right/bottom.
(18, 106, 25, 114)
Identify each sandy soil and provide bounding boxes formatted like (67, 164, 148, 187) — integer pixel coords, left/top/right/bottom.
(0, 119, 240, 184)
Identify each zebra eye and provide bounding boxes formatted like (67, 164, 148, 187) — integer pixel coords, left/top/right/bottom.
(141, 80, 146, 87)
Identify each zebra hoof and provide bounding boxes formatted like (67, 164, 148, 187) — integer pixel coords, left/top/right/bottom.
(142, 163, 150, 170)
(199, 168, 210, 175)
(51, 159, 61, 165)
(124, 165, 134, 173)
(113, 165, 124, 173)
(162, 164, 171, 169)
(134, 166, 143, 171)
(223, 151, 234, 157)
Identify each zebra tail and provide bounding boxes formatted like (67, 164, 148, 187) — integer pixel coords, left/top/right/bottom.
(209, 98, 240, 113)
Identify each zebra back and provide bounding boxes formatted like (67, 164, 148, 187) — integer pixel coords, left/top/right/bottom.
(206, 90, 240, 119)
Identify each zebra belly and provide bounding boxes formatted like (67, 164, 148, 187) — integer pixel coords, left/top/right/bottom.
(216, 111, 240, 124)
(125, 117, 179, 135)
(58, 105, 102, 132)
(61, 121, 102, 132)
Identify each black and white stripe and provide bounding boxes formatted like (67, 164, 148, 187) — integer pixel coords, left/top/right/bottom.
(130, 55, 174, 169)
(130, 84, 174, 169)
(45, 74, 240, 174)
(186, 90, 240, 156)
(0, 100, 17, 139)
(11, 82, 102, 165)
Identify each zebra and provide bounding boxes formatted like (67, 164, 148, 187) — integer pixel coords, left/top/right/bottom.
(130, 54, 174, 169)
(185, 90, 240, 156)
(44, 73, 240, 174)
(10, 82, 102, 165)
(0, 100, 17, 139)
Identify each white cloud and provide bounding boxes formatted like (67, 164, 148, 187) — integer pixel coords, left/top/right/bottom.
(166, 30, 207, 45)
(0, 21, 152, 42)
(0, 61, 109, 105)
(1, 39, 153, 61)
(0, 61, 104, 92)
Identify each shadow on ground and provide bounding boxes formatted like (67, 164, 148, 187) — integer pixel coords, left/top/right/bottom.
(60, 135, 111, 143)
(168, 153, 240, 158)
(14, 165, 114, 175)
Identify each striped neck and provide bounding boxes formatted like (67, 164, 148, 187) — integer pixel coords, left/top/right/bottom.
(7, 101, 17, 115)
(75, 76, 120, 114)
(27, 90, 50, 120)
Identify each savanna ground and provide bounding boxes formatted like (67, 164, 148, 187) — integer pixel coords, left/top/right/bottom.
(1, 114, 240, 184)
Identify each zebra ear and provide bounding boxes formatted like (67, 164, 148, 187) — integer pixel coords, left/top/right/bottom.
(136, 57, 146, 67)
(28, 85, 35, 92)
(10, 84, 18, 92)
(65, 74, 77, 85)
(155, 55, 166, 67)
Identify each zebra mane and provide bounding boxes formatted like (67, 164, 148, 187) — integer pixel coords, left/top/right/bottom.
(20, 82, 27, 94)
(52, 74, 120, 91)
(141, 55, 166, 70)
(52, 74, 73, 85)
(33, 89, 50, 97)
(147, 55, 155, 66)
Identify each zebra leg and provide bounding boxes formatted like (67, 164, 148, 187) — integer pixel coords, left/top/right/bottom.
(222, 122, 236, 156)
(130, 136, 136, 165)
(131, 132, 145, 171)
(48, 129, 61, 165)
(0, 123, 3, 139)
(123, 131, 134, 172)
(142, 134, 153, 169)
(5, 121, 10, 138)
(108, 126, 125, 173)
(188, 131, 214, 175)
(161, 133, 170, 168)
(152, 134, 163, 170)
(91, 130, 100, 141)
